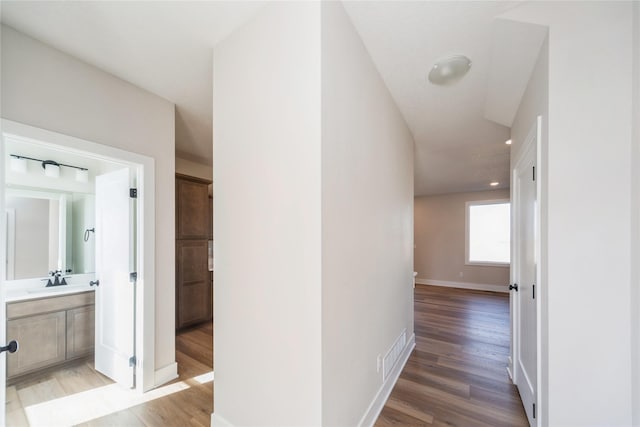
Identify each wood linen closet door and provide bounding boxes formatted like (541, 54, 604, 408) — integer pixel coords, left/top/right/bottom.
(175, 175, 212, 330)
(176, 177, 209, 239)
(176, 240, 211, 329)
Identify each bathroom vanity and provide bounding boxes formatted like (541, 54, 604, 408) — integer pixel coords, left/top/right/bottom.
(3, 147, 98, 382)
(6, 289, 95, 382)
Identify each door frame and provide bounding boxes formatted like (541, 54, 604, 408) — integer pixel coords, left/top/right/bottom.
(510, 115, 543, 427)
(5, 208, 15, 281)
(0, 119, 157, 394)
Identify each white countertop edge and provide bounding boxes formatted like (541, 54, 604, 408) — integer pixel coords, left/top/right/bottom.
(5, 273, 96, 302)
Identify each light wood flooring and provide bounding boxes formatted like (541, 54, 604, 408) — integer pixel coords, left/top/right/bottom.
(6, 357, 113, 426)
(5, 321, 213, 426)
(6, 287, 525, 426)
(375, 285, 528, 426)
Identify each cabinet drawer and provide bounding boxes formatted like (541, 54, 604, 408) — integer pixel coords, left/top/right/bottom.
(7, 311, 66, 378)
(7, 291, 94, 319)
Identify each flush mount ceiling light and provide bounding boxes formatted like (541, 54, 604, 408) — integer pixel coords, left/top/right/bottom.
(490, 181, 499, 187)
(428, 54, 472, 86)
(505, 139, 512, 145)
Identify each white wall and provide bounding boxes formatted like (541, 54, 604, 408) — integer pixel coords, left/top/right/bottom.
(175, 156, 212, 182)
(414, 189, 511, 289)
(632, 1, 640, 423)
(212, 3, 322, 425)
(1, 25, 177, 375)
(321, 3, 414, 425)
(509, 34, 548, 424)
(504, 3, 634, 425)
(213, 3, 414, 425)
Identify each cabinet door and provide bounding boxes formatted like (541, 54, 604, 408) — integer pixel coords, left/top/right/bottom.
(176, 178, 209, 239)
(7, 311, 66, 378)
(67, 305, 95, 359)
(176, 240, 212, 328)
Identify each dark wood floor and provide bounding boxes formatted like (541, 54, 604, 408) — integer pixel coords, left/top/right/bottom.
(375, 285, 528, 427)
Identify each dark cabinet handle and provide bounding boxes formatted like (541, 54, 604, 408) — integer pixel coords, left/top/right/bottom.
(0, 340, 18, 354)
(509, 283, 519, 291)
(90, 280, 100, 287)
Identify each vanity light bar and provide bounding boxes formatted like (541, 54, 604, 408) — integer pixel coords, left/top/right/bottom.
(9, 154, 89, 181)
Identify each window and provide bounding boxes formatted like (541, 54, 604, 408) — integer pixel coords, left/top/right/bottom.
(466, 200, 510, 266)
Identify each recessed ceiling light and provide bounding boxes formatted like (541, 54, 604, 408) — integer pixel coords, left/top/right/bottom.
(505, 139, 512, 145)
(490, 182, 499, 187)
(428, 54, 472, 86)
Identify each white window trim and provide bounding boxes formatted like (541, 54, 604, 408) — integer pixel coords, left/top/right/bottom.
(465, 198, 510, 267)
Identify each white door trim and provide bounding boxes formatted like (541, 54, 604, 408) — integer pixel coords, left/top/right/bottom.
(0, 119, 7, 426)
(5, 208, 15, 281)
(510, 115, 543, 427)
(0, 119, 157, 393)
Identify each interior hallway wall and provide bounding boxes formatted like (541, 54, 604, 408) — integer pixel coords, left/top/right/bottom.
(321, 2, 415, 425)
(503, 3, 634, 424)
(175, 156, 212, 182)
(631, 1, 640, 423)
(1, 25, 177, 378)
(212, 2, 414, 425)
(212, 3, 323, 425)
(414, 189, 510, 290)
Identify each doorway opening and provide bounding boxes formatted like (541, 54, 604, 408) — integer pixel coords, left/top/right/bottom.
(1, 120, 156, 425)
(174, 172, 214, 416)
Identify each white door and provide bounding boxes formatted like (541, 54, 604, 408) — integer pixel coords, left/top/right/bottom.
(95, 168, 135, 388)
(513, 122, 538, 425)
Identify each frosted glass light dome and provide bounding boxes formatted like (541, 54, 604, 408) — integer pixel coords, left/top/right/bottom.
(428, 54, 472, 86)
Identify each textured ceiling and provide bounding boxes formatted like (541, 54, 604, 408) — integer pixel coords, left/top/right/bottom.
(343, 1, 545, 196)
(1, 1, 545, 195)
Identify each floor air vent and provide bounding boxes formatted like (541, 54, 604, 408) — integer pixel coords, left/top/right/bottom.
(383, 329, 406, 380)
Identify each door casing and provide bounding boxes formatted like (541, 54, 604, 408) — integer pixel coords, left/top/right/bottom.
(0, 119, 158, 424)
(510, 116, 543, 427)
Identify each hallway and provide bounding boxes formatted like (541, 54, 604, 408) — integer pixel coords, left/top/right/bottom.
(376, 285, 527, 426)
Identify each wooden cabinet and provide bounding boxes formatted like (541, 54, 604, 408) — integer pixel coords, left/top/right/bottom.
(176, 175, 213, 330)
(66, 305, 95, 359)
(7, 311, 66, 378)
(6, 291, 95, 380)
(176, 240, 212, 328)
(176, 176, 210, 239)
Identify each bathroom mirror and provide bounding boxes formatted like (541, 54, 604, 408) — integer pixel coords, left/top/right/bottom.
(4, 187, 95, 280)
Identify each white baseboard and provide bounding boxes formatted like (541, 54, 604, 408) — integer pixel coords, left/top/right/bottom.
(507, 356, 514, 381)
(416, 278, 508, 293)
(211, 412, 234, 427)
(358, 333, 416, 427)
(154, 362, 178, 387)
